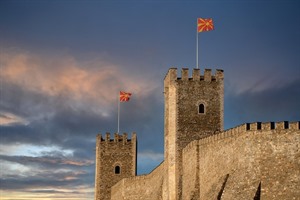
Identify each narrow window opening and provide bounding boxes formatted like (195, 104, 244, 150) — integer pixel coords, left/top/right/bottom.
(115, 166, 120, 174)
(199, 104, 205, 114)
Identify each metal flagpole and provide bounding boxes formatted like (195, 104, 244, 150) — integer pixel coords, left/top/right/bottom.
(196, 18, 199, 69)
(196, 29, 199, 69)
(117, 94, 120, 133)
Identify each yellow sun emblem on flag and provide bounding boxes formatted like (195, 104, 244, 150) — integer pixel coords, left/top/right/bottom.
(198, 18, 214, 32)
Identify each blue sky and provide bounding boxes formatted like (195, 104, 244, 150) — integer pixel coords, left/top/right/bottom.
(1, 0, 299, 199)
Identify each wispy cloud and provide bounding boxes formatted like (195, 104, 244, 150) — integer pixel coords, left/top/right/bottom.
(0, 154, 94, 167)
(0, 50, 161, 129)
(138, 150, 164, 161)
(137, 150, 164, 174)
(0, 50, 158, 105)
(0, 112, 29, 126)
(225, 77, 300, 128)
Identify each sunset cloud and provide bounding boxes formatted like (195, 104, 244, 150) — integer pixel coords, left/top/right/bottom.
(0, 112, 29, 126)
(0, 50, 159, 107)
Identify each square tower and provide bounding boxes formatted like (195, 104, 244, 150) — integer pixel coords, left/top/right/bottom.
(94, 133, 137, 200)
(164, 68, 224, 199)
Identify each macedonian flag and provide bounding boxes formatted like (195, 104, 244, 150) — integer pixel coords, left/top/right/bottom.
(198, 18, 214, 32)
(120, 91, 132, 102)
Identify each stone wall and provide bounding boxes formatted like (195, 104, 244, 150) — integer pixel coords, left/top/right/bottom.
(109, 122, 299, 200)
(180, 121, 300, 200)
(111, 161, 166, 200)
(182, 140, 199, 199)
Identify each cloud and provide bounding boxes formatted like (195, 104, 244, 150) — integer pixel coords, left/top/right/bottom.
(0, 49, 162, 144)
(0, 154, 94, 167)
(0, 154, 94, 195)
(137, 150, 164, 174)
(1, 167, 88, 189)
(0, 49, 165, 195)
(224, 64, 300, 95)
(0, 50, 158, 106)
(225, 77, 300, 128)
(138, 150, 164, 161)
(0, 112, 29, 126)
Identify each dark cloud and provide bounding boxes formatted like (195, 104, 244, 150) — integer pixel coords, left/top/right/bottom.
(0, 154, 93, 168)
(0, 151, 95, 193)
(0, 78, 164, 149)
(0, 169, 90, 190)
(25, 189, 82, 194)
(225, 78, 300, 128)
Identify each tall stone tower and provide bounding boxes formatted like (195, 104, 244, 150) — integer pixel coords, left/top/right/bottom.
(164, 68, 224, 199)
(94, 133, 137, 200)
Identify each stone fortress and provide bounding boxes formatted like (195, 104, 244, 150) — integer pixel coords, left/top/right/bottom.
(94, 68, 300, 200)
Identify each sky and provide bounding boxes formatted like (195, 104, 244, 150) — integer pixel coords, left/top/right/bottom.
(0, 0, 299, 199)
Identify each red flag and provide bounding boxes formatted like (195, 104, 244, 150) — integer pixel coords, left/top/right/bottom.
(119, 91, 131, 102)
(198, 18, 214, 32)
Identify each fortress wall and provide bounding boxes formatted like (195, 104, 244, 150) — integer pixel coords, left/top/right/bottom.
(111, 161, 166, 200)
(198, 127, 261, 200)
(196, 121, 300, 200)
(182, 140, 199, 199)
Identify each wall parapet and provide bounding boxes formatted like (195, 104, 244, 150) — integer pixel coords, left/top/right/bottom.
(96, 132, 136, 145)
(164, 67, 224, 82)
(199, 121, 299, 146)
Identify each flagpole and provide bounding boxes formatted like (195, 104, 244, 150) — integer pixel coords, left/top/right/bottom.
(196, 18, 214, 69)
(117, 91, 131, 133)
(196, 28, 199, 69)
(117, 94, 120, 133)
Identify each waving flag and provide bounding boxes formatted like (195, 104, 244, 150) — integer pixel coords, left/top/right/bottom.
(119, 91, 132, 102)
(198, 18, 214, 32)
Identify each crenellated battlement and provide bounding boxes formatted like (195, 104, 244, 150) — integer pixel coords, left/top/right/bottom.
(246, 121, 299, 130)
(198, 121, 300, 146)
(96, 132, 136, 145)
(164, 67, 224, 82)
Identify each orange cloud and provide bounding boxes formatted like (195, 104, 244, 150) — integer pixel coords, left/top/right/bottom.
(0, 51, 159, 108)
(0, 112, 29, 126)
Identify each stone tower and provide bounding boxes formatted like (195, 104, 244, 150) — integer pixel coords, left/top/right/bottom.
(164, 68, 224, 199)
(94, 133, 137, 200)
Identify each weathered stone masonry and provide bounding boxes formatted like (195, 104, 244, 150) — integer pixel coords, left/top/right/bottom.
(95, 68, 300, 200)
(164, 68, 224, 199)
(187, 121, 300, 200)
(94, 133, 136, 200)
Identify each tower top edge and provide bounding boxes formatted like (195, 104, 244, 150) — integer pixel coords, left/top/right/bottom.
(96, 132, 136, 143)
(164, 67, 224, 81)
